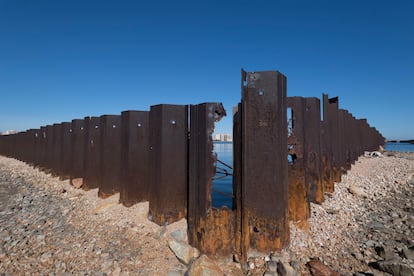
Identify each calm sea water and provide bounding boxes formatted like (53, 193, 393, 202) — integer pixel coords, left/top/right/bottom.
(212, 142, 233, 209)
(385, 142, 414, 152)
(212, 141, 414, 208)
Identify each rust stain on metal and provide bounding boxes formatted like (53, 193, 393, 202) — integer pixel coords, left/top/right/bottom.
(99, 115, 121, 198)
(287, 97, 309, 225)
(188, 102, 233, 255)
(120, 110, 150, 207)
(148, 104, 188, 225)
(239, 70, 289, 258)
(83, 116, 101, 190)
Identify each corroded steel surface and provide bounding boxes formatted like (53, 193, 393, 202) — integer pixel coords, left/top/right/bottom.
(120, 111, 150, 206)
(239, 70, 289, 257)
(99, 115, 121, 198)
(188, 103, 232, 255)
(51, 124, 62, 176)
(287, 97, 309, 225)
(60, 122, 72, 180)
(304, 97, 323, 204)
(148, 104, 188, 225)
(83, 116, 101, 190)
(71, 119, 85, 181)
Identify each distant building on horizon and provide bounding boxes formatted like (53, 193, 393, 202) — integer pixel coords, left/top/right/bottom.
(213, 133, 232, 142)
(1, 130, 17, 135)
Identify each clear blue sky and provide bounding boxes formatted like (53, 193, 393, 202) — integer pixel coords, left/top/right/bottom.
(1, 0, 413, 140)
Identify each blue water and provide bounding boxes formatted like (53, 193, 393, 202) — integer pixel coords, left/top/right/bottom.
(385, 142, 414, 152)
(211, 141, 414, 209)
(212, 142, 233, 209)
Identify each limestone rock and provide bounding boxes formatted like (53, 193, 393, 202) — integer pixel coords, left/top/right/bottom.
(370, 260, 414, 276)
(170, 229, 187, 242)
(349, 184, 368, 198)
(168, 240, 198, 265)
(401, 247, 414, 261)
(71, 178, 83, 189)
(93, 202, 119, 214)
(277, 261, 299, 276)
(307, 259, 340, 276)
(187, 255, 223, 276)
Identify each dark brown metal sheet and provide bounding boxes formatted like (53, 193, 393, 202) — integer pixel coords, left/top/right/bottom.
(83, 116, 101, 190)
(60, 122, 72, 179)
(304, 97, 323, 204)
(286, 97, 309, 225)
(240, 70, 289, 256)
(188, 103, 233, 255)
(148, 104, 188, 225)
(44, 125, 53, 173)
(99, 115, 121, 198)
(51, 124, 63, 176)
(120, 110, 150, 206)
(71, 119, 85, 180)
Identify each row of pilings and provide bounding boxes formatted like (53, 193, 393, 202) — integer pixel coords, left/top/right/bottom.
(0, 70, 385, 262)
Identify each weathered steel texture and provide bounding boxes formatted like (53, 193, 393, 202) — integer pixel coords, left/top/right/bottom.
(188, 103, 234, 255)
(233, 103, 242, 258)
(60, 122, 72, 180)
(304, 97, 323, 204)
(240, 70, 289, 256)
(148, 104, 188, 226)
(33, 129, 41, 167)
(39, 126, 48, 170)
(51, 124, 63, 176)
(71, 119, 85, 181)
(42, 125, 53, 173)
(120, 111, 150, 206)
(337, 109, 346, 178)
(99, 115, 122, 198)
(326, 95, 341, 183)
(83, 116, 101, 190)
(286, 97, 309, 225)
(322, 94, 336, 191)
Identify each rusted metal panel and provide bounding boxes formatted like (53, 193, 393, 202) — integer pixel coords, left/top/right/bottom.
(83, 116, 101, 190)
(321, 97, 333, 193)
(38, 126, 48, 170)
(33, 129, 41, 167)
(188, 103, 234, 255)
(120, 110, 150, 206)
(337, 109, 346, 178)
(99, 115, 121, 198)
(148, 104, 188, 226)
(233, 103, 242, 258)
(25, 129, 36, 165)
(304, 97, 323, 204)
(51, 124, 62, 176)
(71, 119, 85, 183)
(60, 122, 72, 180)
(44, 125, 53, 173)
(286, 97, 309, 225)
(240, 70, 289, 256)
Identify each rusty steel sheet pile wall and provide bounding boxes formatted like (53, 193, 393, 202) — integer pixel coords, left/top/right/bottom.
(238, 70, 289, 257)
(60, 122, 72, 180)
(99, 115, 121, 198)
(83, 116, 101, 190)
(51, 124, 63, 176)
(0, 68, 386, 259)
(303, 98, 323, 204)
(70, 119, 85, 184)
(287, 97, 309, 225)
(120, 110, 150, 207)
(188, 103, 235, 255)
(148, 104, 188, 225)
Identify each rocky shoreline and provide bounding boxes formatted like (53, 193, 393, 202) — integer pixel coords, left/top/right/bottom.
(0, 151, 413, 275)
